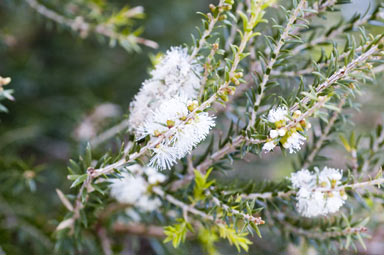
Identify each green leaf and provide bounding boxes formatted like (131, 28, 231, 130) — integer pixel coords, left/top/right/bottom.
(164, 219, 193, 248)
(70, 174, 88, 188)
(218, 224, 252, 252)
(193, 168, 215, 201)
(339, 135, 351, 152)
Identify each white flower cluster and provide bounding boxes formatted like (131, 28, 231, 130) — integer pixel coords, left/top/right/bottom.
(127, 46, 215, 170)
(138, 97, 215, 169)
(128, 47, 203, 131)
(290, 167, 347, 217)
(109, 165, 166, 215)
(262, 107, 310, 153)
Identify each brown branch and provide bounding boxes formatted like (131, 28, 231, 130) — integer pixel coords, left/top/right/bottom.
(97, 227, 113, 255)
(285, 224, 368, 240)
(113, 223, 167, 238)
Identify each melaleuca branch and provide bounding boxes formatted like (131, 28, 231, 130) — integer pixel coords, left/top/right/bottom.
(249, 0, 307, 127)
(53, 0, 384, 253)
(25, 0, 158, 50)
(67, 0, 269, 226)
(192, 41, 382, 174)
(285, 223, 368, 240)
(241, 174, 384, 200)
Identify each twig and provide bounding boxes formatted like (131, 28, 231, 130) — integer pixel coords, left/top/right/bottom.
(290, 11, 372, 56)
(70, 6, 262, 216)
(172, 47, 380, 189)
(285, 224, 367, 240)
(25, 0, 158, 49)
(242, 177, 384, 200)
(113, 223, 168, 238)
(208, 190, 265, 225)
(302, 96, 347, 169)
(241, 190, 295, 200)
(97, 227, 113, 255)
(291, 41, 381, 111)
(198, 45, 218, 100)
(87, 0, 340, 147)
(249, 0, 307, 128)
(190, 0, 226, 59)
(224, 2, 244, 51)
(152, 187, 215, 222)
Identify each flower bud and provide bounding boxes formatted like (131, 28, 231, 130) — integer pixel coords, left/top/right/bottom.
(0, 76, 11, 86)
(293, 110, 301, 119)
(187, 100, 199, 112)
(166, 120, 175, 128)
(209, 4, 216, 12)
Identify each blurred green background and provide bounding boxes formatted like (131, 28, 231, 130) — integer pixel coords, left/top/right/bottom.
(0, 0, 384, 254)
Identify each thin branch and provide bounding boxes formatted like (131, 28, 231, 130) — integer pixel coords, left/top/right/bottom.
(69, 7, 263, 219)
(285, 224, 367, 240)
(82, 0, 229, 148)
(190, 0, 226, 59)
(208, 190, 265, 225)
(224, 2, 244, 51)
(97, 227, 113, 255)
(25, 0, 158, 49)
(291, 41, 381, 111)
(249, 0, 307, 128)
(87, 0, 340, 147)
(152, 187, 215, 222)
(271, 43, 365, 78)
(302, 96, 347, 169)
(241, 177, 384, 200)
(113, 223, 168, 238)
(241, 190, 295, 200)
(290, 12, 372, 56)
(198, 45, 218, 100)
(173, 45, 381, 189)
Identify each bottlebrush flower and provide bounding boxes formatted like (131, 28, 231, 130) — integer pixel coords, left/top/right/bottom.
(128, 47, 202, 132)
(262, 140, 276, 152)
(282, 131, 306, 153)
(267, 106, 288, 125)
(290, 167, 347, 217)
(138, 96, 215, 170)
(263, 106, 309, 153)
(109, 165, 166, 213)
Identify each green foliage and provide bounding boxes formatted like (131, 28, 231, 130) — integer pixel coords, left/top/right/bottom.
(218, 224, 252, 252)
(193, 168, 215, 201)
(198, 227, 220, 255)
(1, 0, 384, 254)
(164, 218, 193, 248)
